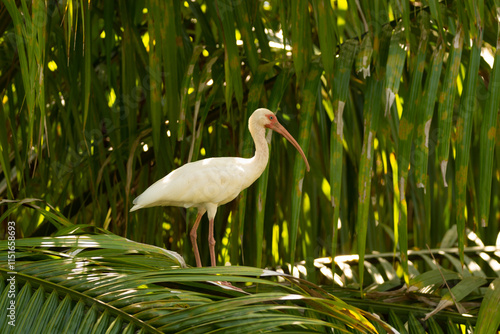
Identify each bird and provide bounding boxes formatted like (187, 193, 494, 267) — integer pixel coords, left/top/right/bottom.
(130, 108, 310, 267)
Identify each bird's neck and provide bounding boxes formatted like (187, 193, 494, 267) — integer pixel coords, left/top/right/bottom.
(249, 125, 270, 178)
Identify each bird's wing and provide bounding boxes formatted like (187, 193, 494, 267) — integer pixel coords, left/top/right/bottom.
(131, 157, 250, 210)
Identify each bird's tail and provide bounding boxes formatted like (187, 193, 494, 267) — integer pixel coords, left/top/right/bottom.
(129, 205, 142, 212)
(129, 196, 142, 212)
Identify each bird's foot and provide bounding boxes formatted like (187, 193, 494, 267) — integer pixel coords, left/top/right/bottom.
(210, 280, 245, 292)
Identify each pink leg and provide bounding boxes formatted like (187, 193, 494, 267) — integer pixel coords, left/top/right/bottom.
(190, 212, 204, 267)
(208, 218, 216, 266)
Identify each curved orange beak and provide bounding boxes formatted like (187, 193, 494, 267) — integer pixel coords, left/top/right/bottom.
(267, 120, 310, 172)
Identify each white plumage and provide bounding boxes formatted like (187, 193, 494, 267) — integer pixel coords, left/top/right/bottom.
(130, 108, 310, 267)
(131, 158, 253, 210)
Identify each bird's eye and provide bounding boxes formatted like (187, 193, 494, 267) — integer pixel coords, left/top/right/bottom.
(269, 116, 274, 120)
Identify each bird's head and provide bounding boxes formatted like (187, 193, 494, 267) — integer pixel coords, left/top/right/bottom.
(248, 108, 276, 128)
(250, 108, 310, 172)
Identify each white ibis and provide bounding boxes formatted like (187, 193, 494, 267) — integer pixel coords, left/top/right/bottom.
(130, 108, 310, 267)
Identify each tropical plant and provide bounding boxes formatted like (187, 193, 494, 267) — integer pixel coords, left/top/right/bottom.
(1, 0, 500, 332)
(0, 223, 499, 333)
(0, 228, 397, 333)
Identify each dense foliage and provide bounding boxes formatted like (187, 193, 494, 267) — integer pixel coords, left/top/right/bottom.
(1, 0, 500, 332)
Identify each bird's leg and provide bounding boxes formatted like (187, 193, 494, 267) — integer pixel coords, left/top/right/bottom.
(190, 212, 204, 267)
(206, 218, 241, 290)
(208, 218, 216, 266)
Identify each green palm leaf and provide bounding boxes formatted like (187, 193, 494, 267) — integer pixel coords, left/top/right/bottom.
(0, 234, 393, 333)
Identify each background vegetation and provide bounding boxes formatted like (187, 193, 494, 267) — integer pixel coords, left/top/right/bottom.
(1, 0, 500, 332)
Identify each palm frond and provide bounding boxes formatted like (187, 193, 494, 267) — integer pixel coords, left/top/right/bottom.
(0, 234, 394, 333)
